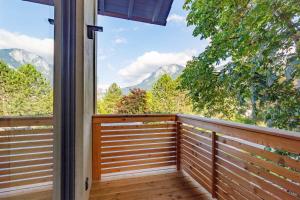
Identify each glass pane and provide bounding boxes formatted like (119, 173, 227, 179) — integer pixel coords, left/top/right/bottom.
(0, 0, 54, 199)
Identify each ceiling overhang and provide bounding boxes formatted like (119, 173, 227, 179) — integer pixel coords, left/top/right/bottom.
(22, 0, 174, 26)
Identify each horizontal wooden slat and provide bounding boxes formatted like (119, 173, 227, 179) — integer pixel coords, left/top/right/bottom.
(0, 158, 53, 169)
(181, 154, 211, 180)
(0, 170, 52, 182)
(217, 149, 300, 195)
(101, 123, 176, 130)
(0, 146, 53, 156)
(0, 134, 53, 142)
(101, 133, 176, 141)
(216, 156, 294, 200)
(101, 156, 176, 168)
(181, 124, 212, 139)
(216, 162, 272, 200)
(0, 152, 52, 162)
(0, 128, 53, 136)
(182, 163, 211, 193)
(101, 147, 176, 158)
(217, 135, 300, 172)
(181, 140, 212, 159)
(217, 142, 300, 184)
(0, 140, 53, 149)
(101, 137, 176, 147)
(101, 128, 176, 136)
(0, 176, 52, 189)
(181, 136, 211, 153)
(181, 149, 211, 172)
(101, 142, 176, 152)
(0, 117, 53, 127)
(217, 169, 262, 200)
(102, 151, 176, 163)
(101, 161, 176, 174)
(0, 164, 52, 176)
(181, 129, 211, 146)
(216, 176, 249, 200)
(93, 114, 176, 123)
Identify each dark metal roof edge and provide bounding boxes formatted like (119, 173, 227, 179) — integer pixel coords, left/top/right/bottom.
(164, 0, 174, 26)
(22, 0, 54, 6)
(98, 9, 167, 26)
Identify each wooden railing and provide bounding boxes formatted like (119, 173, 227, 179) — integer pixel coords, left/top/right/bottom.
(0, 116, 53, 192)
(177, 114, 300, 200)
(93, 114, 300, 200)
(92, 114, 177, 180)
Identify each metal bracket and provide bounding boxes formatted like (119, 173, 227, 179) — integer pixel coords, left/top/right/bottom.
(87, 25, 103, 39)
(48, 18, 54, 25)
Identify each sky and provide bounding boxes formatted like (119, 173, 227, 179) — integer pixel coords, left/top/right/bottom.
(0, 0, 208, 89)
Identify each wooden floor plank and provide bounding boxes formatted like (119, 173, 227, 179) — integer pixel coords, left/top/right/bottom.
(90, 171, 212, 200)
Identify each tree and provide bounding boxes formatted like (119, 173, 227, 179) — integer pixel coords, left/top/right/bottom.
(181, 0, 300, 130)
(0, 62, 53, 116)
(98, 83, 122, 114)
(151, 74, 192, 113)
(117, 88, 148, 114)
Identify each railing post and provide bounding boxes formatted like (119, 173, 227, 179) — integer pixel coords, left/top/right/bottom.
(176, 119, 182, 171)
(211, 131, 217, 198)
(92, 122, 101, 180)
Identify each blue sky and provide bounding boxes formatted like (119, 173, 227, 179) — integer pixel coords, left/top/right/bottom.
(0, 0, 208, 88)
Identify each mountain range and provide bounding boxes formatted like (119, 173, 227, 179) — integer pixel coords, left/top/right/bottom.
(121, 64, 184, 94)
(0, 48, 184, 96)
(0, 48, 53, 83)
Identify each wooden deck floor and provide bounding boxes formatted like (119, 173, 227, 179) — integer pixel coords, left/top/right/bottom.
(89, 171, 212, 200)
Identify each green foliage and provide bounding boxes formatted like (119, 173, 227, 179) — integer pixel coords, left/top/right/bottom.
(181, 0, 300, 131)
(150, 74, 193, 113)
(0, 61, 53, 116)
(117, 88, 148, 114)
(97, 75, 193, 115)
(97, 83, 122, 114)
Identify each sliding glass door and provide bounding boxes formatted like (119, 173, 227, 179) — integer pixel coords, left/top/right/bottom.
(0, 0, 54, 199)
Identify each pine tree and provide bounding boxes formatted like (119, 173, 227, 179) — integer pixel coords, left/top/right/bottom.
(0, 62, 53, 116)
(98, 83, 122, 114)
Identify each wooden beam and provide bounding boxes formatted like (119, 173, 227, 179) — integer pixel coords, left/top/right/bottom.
(92, 123, 102, 180)
(152, 0, 164, 23)
(128, 0, 135, 18)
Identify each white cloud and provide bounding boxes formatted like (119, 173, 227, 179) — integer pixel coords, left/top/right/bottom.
(167, 14, 186, 24)
(114, 37, 127, 44)
(0, 29, 54, 63)
(118, 50, 197, 86)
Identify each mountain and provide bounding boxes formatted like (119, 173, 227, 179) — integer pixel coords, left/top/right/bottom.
(0, 48, 53, 84)
(122, 64, 184, 94)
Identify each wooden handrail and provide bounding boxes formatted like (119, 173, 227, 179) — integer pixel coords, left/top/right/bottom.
(0, 116, 53, 127)
(177, 114, 300, 141)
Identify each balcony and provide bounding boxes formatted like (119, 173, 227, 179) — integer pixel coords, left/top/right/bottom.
(1, 114, 300, 199)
